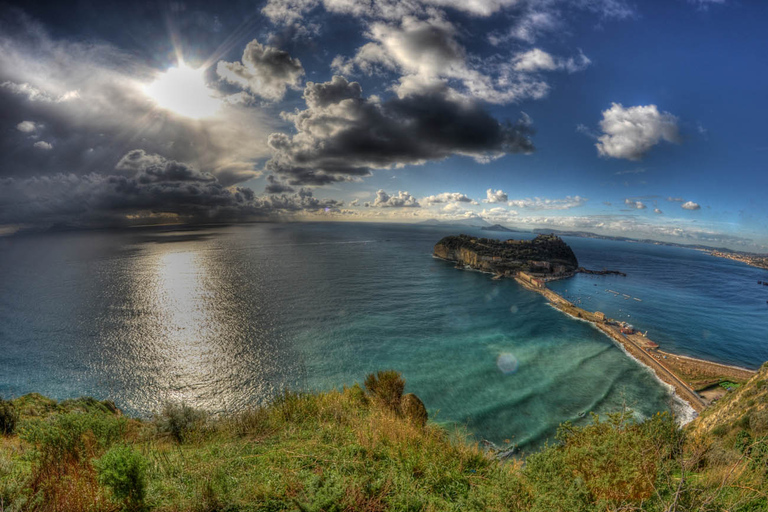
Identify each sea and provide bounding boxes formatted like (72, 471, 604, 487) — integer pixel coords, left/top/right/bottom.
(1, 222, 767, 451)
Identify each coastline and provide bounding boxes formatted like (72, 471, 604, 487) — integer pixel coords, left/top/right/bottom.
(512, 273, 755, 415)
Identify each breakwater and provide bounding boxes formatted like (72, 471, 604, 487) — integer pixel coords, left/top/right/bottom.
(513, 272, 755, 414)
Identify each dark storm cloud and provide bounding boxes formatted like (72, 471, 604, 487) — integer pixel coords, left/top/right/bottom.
(0, 151, 342, 228)
(265, 76, 535, 186)
(216, 38, 305, 101)
(264, 175, 296, 193)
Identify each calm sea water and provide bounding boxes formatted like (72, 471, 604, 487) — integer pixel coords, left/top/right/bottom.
(1, 223, 766, 450)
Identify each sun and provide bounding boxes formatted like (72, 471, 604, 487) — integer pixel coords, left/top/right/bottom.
(144, 62, 221, 119)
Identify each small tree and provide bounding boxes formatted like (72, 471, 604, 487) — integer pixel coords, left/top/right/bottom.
(94, 444, 148, 509)
(364, 370, 405, 413)
(0, 398, 18, 435)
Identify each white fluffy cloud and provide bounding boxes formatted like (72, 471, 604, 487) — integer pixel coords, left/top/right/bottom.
(16, 120, 36, 132)
(370, 189, 421, 207)
(595, 103, 681, 160)
(484, 188, 508, 203)
(422, 192, 474, 205)
(508, 195, 587, 210)
(625, 198, 647, 209)
(682, 201, 701, 210)
(654, 208, 663, 214)
(33, 141, 53, 150)
(332, 16, 553, 104)
(513, 48, 591, 73)
(216, 39, 304, 101)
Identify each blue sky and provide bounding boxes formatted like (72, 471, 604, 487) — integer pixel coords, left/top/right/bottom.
(1, 0, 766, 250)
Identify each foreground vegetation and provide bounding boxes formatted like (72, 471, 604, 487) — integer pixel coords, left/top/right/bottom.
(2, 366, 768, 511)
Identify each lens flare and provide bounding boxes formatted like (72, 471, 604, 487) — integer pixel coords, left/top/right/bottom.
(144, 62, 220, 119)
(496, 353, 519, 374)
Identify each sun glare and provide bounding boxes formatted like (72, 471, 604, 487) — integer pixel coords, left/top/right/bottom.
(144, 62, 221, 119)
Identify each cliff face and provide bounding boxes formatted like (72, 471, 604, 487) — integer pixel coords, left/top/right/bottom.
(434, 234, 579, 275)
(690, 362, 768, 438)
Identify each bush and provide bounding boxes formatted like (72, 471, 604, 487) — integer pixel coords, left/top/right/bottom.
(155, 402, 207, 444)
(0, 398, 18, 435)
(401, 393, 428, 426)
(20, 411, 126, 467)
(364, 370, 405, 413)
(94, 444, 148, 508)
(525, 410, 680, 509)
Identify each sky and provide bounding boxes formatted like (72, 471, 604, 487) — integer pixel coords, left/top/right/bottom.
(1, 0, 766, 250)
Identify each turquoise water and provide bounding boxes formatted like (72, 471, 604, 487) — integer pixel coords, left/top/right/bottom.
(2, 223, 764, 450)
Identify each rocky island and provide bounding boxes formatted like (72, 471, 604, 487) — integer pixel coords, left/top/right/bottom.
(433, 233, 579, 278)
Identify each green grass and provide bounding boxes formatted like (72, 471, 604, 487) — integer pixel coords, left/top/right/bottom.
(2, 369, 768, 511)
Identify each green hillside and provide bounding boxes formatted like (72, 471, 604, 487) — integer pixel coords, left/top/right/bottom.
(2, 366, 768, 511)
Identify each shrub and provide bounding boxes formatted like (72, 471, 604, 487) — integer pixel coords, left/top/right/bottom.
(155, 402, 207, 444)
(94, 444, 147, 508)
(0, 398, 18, 435)
(20, 411, 126, 467)
(526, 410, 680, 508)
(364, 370, 405, 413)
(401, 393, 428, 426)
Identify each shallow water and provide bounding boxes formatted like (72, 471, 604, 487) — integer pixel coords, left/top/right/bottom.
(2, 223, 762, 450)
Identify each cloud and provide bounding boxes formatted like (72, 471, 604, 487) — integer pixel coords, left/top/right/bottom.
(654, 208, 663, 214)
(33, 141, 53, 150)
(371, 189, 420, 207)
(625, 198, 647, 209)
(484, 188, 509, 203)
(614, 168, 646, 175)
(263, 0, 529, 24)
(0, 151, 342, 228)
(0, 15, 276, 186)
(422, 192, 474, 205)
(505, 214, 754, 249)
(682, 201, 701, 210)
(489, 0, 634, 45)
(480, 206, 519, 222)
(1, 80, 79, 103)
(687, 0, 727, 9)
(333, 15, 554, 105)
(216, 39, 304, 101)
(508, 196, 588, 210)
(513, 48, 591, 73)
(16, 120, 36, 132)
(594, 103, 681, 160)
(264, 175, 296, 194)
(265, 76, 534, 186)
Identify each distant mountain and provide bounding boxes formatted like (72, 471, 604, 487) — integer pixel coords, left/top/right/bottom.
(531, 228, 737, 253)
(451, 217, 491, 228)
(418, 217, 492, 228)
(481, 224, 527, 233)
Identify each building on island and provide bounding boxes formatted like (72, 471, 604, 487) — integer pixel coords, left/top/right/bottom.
(517, 271, 545, 289)
(594, 311, 606, 322)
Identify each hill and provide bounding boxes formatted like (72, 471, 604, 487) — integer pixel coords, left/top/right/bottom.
(2, 366, 768, 511)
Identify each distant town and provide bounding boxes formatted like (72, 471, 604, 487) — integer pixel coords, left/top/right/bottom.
(709, 251, 768, 271)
